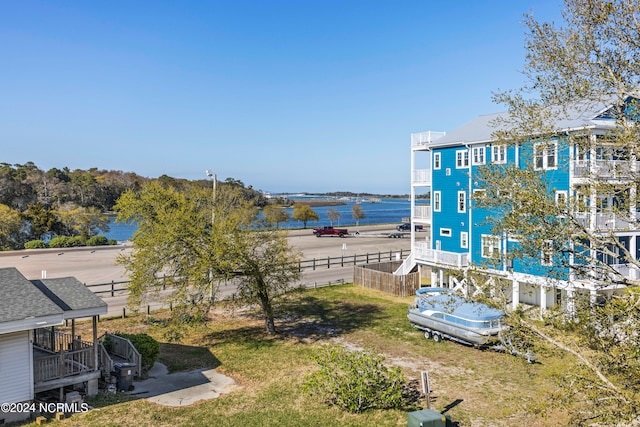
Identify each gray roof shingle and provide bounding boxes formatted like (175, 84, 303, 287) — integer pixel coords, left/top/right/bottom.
(33, 277, 107, 315)
(0, 267, 63, 324)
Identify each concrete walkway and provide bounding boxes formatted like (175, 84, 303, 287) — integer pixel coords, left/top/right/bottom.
(130, 362, 239, 407)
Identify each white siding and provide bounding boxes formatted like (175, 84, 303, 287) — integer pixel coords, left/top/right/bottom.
(0, 331, 32, 403)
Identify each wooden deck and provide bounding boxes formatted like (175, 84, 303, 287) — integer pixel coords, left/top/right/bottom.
(32, 329, 100, 393)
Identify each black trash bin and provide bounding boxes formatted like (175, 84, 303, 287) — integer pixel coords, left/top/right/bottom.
(114, 362, 136, 392)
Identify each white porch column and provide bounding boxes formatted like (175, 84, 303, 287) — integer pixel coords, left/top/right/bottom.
(589, 289, 599, 305)
(512, 279, 520, 310)
(439, 269, 444, 288)
(431, 270, 438, 287)
(540, 286, 548, 313)
(566, 286, 576, 316)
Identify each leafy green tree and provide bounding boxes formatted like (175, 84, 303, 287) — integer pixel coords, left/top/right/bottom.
(476, 1, 640, 423)
(23, 203, 61, 241)
(291, 204, 319, 228)
(482, 0, 640, 286)
(115, 182, 301, 334)
(262, 205, 290, 229)
(0, 204, 25, 249)
(325, 208, 341, 226)
(350, 204, 365, 226)
(56, 204, 110, 239)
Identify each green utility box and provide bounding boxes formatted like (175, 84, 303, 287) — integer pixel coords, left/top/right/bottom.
(407, 409, 451, 427)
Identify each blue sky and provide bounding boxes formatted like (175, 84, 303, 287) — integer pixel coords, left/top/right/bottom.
(0, 1, 561, 194)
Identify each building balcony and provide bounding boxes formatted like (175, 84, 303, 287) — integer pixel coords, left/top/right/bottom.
(573, 160, 639, 179)
(575, 212, 637, 230)
(412, 169, 432, 186)
(413, 205, 431, 222)
(414, 242, 468, 268)
(411, 131, 446, 149)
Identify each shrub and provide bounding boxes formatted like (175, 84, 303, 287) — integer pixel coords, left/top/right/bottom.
(304, 346, 418, 413)
(68, 236, 85, 247)
(87, 235, 108, 246)
(49, 235, 71, 248)
(114, 332, 160, 372)
(24, 240, 47, 249)
(108, 239, 118, 245)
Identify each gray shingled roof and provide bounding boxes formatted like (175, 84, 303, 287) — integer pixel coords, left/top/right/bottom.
(432, 99, 617, 147)
(33, 277, 107, 317)
(0, 267, 63, 324)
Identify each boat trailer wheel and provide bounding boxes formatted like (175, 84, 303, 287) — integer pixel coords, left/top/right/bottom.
(432, 333, 441, 343)
(424, 331, 431, 340)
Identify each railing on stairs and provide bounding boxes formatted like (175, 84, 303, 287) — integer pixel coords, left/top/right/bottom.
(99, 333, 142, 377)
(394, 252, 415, 275)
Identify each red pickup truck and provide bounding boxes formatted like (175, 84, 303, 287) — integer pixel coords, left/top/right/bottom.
(312, 226, 349, 238)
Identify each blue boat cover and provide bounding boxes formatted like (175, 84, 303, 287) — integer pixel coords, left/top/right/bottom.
(416, 288, 504, 321)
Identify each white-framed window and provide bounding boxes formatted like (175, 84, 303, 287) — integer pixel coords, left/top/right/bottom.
(575, 144, 588, 164)
(433, 191, 441, 212)
(440, 228, 452, 237)
(456, 150, 469, 168)
(541, 240, 554, 266)
(457, 191, 466, 213)
(460, 232, 468, 249)
(492, 145, 506, 164)
(555, 191, 568, 207)
(433, 152, 441, 170)
(481, 235, 500, 259)
(534, 141, 558, 170)
(576, 187, 589, 212)
(472, 146, 486, 165)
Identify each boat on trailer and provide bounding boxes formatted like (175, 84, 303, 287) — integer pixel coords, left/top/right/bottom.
(407, 287, 508, 347)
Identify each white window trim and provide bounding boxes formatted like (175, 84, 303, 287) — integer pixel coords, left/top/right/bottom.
(492, 145, 506, 164)
(433, 152, 441, 170)
(456, 150, 469, 169)
(541, 240, 554, 266)
(472, 146, 486, 165)
(457, 191, 466, 213)
(440, 228, 452, 237)
(555, 191, 568, 207)
(534, 141, 558, 170)
(481, 234, 500, 259)
(460, 231, 468, 249)
(433, 191, 441, 212)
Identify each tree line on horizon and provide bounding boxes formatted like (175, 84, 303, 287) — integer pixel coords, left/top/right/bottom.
(0, 162, 269, 250)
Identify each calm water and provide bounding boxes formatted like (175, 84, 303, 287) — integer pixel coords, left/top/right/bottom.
(105, 198, 424, 241)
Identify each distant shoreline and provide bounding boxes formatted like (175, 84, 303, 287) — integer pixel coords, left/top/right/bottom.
(291, 200, 345, 207)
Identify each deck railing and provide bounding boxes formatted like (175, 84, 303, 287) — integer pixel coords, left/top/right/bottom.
(412, 169, 431, 185)
(573, 159, 638, 178)
(33, 329, 92, 352)
(414, 242, 469, 268)
(413, 205, 431, 221)
(33, 347, 95, 383)
(411, 131, 447, 147)
(105, 333, 142, 377)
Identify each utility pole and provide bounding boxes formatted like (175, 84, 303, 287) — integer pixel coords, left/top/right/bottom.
(206, 170, 216, 224)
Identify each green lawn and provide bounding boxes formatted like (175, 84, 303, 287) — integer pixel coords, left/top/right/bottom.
(26, 284, 579, 427)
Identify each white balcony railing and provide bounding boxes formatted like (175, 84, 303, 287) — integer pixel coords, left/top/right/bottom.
(413, 205, 431, 222)
(573, 160, 638, 178)
(414, 242, 468, 268)
(610, 263, 640, 281)
(575, 212, 637, 230)
(412, 169, 431, 185)
(411, 131, 447, 147)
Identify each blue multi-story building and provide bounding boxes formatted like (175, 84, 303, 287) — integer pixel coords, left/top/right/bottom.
(399, 101, 639, 312)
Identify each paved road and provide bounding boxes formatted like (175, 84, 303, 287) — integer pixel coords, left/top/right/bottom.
(0, 224, 416, 316)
